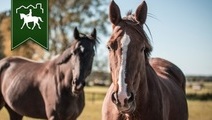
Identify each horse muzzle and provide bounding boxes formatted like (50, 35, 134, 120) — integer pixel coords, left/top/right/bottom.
(111, 92, 136, 113)
(72, 78, 85, 95)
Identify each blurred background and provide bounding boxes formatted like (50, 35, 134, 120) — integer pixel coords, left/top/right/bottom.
(0, 0, 212, 120)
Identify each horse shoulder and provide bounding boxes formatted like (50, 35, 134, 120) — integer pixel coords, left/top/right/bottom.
(149, 58, 188, 120)
(39, 61, 64, 95)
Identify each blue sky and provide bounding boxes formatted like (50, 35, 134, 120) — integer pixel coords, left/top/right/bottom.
(1, 0, 212, 75)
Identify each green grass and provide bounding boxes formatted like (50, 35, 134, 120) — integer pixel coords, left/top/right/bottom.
(1, 86, 212, 120)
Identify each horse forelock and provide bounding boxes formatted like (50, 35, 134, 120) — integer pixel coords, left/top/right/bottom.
(123, 11, 138, 24)
(78, 33, 99, 51)
(120, 11, 153, 57)
(123, 21, 152, 58)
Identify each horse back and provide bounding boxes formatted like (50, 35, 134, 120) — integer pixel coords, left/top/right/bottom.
(149, 57, 186, 93)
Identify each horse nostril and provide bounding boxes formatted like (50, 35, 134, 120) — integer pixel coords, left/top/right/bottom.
(111, 92, 119, 105)
(82, 81, 86, 87)
(72, 78, 85, 87)
(72, 79, 76, 85)
(127, 92, 134, 103)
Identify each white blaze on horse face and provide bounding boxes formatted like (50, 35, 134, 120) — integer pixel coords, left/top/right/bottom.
(80, 45, 85, 53)
(118, 32, 131, 106)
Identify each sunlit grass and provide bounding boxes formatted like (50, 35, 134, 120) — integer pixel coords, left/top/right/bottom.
(78, 101, 103, 120)
(188, 101, 212, 120)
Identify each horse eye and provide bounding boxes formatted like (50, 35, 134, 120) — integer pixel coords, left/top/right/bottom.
(107, 45, 112, 51)
(141, 47, 145, 52)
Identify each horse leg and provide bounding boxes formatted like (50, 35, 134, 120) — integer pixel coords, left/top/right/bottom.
(0, 78, 5, 110)
(0, 94, 5, 110)
(31, 22, 36, 30)
(20, 22, 25, 29)
(37, 23, 41, 29)
(26, 22, 31, 29)
(37, 22, 41, 29)
(5, 104, 23, 120)
(45, 109, 59, 120)
(44, 102, 59, 120)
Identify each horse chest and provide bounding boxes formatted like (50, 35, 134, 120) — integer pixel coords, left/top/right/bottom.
(55, 91, 85, 118)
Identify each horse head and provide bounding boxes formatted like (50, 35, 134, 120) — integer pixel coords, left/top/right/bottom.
(71, 27, 97, 95)
(107, 0, 152, 113)
(57, 27, 97, 95)
(20, 13, 25, 20)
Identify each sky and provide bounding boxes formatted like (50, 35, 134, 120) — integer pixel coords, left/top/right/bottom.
(1, 0, 212, 76)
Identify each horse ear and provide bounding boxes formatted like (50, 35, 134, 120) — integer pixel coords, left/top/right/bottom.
(74, 27, 80, 40)
(109, 0, 122, 25)
(91, 28, 96, 39)
(135, 1, 148, 25)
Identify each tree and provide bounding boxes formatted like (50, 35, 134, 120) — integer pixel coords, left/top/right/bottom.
(47, 0, 110, 72)
(48, 0, 109, 57)
(0, 32, 5, 59)
(0, 11, 8, 59)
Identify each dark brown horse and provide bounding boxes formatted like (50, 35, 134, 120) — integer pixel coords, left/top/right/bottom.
(0, 27, 98, 120)
(102, 1, 188, 120)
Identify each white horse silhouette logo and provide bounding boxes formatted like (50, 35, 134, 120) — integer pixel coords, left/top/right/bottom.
(20, 9, 43, 30)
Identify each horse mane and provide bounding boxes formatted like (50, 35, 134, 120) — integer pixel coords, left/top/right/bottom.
(56, 48, 73, 65)
(123, 11, 153, 58)
(0, 60, 10, 74)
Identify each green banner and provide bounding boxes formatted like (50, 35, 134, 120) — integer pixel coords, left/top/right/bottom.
(11, 0, 48, 50)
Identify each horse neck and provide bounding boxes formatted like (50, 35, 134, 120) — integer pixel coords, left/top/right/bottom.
(133, 62, 164, 120)
(52, 55, 74, 87)
(145, 62, 162, 95)
(135, 61, 162, 111)
(134, 62, 149, 105)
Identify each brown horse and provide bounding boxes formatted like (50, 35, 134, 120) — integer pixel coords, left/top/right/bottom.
(0, 27, 98, 120)
(102, 1, 188, 120)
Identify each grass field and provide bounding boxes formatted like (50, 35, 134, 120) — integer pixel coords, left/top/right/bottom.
(0, 86, 212, 120)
